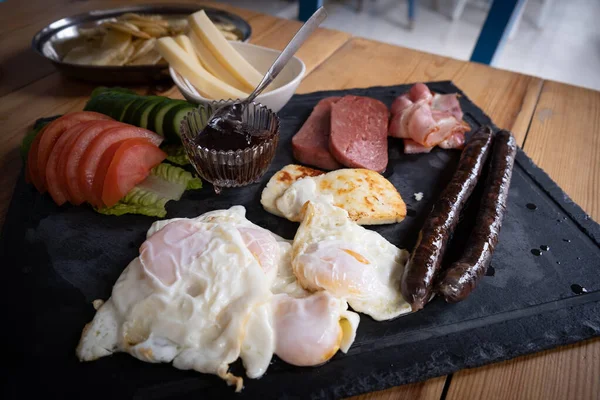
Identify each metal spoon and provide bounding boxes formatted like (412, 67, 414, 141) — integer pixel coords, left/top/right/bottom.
(205, 7, 327, 132)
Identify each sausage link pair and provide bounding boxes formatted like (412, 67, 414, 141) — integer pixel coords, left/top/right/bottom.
(436, 130, 517, 302)
(400, 126, 494, 311)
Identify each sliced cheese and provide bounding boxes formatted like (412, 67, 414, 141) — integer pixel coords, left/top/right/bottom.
(188, 31, 248, 93)
(174, 35, 198, 59)
(156, 37, 247, 100)
(189, 10, 263, 91)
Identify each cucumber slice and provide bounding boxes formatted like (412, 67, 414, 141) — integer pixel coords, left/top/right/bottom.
(152, 100, 187, 137)
(84, 93, 113, 115)
(164, 103, 196, 141)
(147, 99, 171, 133)
(108, 94, 139, 120)
(117, 97, 140, 122)
(85, 92, 138, 120)
(122, 98, 148, 125)
(133, 96, 164, 128)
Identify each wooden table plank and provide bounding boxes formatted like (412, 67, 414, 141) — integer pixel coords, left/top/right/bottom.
(246, 16, 351, 76)
(0, 0, 72, 35)
(446, 80, 600, 400)
(298, 38, 543, 145)
(446, 339, 600, 400)
(523, 81, 600, 220)
(347, 376, 447, 400)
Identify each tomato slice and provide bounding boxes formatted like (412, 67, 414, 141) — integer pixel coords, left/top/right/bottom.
(102, 138, 167, 208)
(27, 128, 46, 193)
(78, 125, 163, 206)
(37, 111, 112, 190)
(91, 140, 124, 207)
(62, 120, 128, 205)
(45, 121, 97, 205)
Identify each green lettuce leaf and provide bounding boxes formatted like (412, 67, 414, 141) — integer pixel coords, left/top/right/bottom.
(151, 162, 201, 190)
(96, 163, 202, 217)
(162, 144, 191, 166)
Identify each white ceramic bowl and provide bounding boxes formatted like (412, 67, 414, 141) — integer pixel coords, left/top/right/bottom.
(170, 41, 306, 112)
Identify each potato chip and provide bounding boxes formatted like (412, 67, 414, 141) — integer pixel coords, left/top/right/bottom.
(128, 49, 162, 65)
(101, 29, 132, 52)
(66, 30, 130, 66)
(127, 38, 156, 63)
(104, 21, 152, 39)
(108, 41, 136, 66)
(63, 46, 118, 66)
(129, 19, 168, 30)
(220, 30, 238, 41)
(167, 19, 188, 35)
(61, 11, 241, 66)
(215, 21, 236, 32)
(140, 24, 169, 37)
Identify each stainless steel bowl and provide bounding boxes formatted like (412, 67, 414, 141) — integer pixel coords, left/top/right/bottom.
(31, 4, 252, 84)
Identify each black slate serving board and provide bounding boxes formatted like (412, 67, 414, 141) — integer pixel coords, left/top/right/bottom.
(2, 82, 600, 400)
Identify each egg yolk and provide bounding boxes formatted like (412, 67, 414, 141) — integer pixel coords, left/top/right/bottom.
(140, 220, 209, 287)
(294, 240, 380, 298)
(272, 292, 345, 367)
(237, 227, 279, 275)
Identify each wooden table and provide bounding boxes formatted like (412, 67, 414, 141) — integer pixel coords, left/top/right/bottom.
(1, 1, 598, 399)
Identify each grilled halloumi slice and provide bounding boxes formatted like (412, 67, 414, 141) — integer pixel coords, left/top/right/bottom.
(260, 164, 406, 225)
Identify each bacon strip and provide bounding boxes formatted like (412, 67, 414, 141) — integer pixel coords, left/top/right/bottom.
(389, 83, 470, 153)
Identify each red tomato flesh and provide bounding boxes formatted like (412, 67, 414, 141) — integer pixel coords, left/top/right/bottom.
(62, 120, 128, 205)
(101, 138, 167, 208)
(79, 125, 163, 206)
(91, 141, 124, 207)
(45, 121, 96, 205)
(36, 111, 113, 191)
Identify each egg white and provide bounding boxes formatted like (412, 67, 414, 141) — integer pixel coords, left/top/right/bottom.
(77, 206, 363, 390)
(292, 201, 412, 321)
(77, 211, 275, 391)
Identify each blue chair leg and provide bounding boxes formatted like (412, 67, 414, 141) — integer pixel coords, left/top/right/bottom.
(298, 0, 324, 21)
(470, 0, 527, 65)
(408, 0, 417, 29)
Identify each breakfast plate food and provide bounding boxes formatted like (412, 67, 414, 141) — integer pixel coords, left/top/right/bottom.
(32, 4, 251, 83)
(6, 10, 600, 398)
(4, 80, 600, 399)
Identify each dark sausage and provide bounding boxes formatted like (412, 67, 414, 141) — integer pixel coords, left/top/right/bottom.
(400, 126, 493, 311)
(436, 130, 517, 302)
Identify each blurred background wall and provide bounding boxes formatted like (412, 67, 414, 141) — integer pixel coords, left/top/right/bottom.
(216, 0, 600, 91)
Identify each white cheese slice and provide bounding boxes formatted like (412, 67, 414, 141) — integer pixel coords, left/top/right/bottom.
(174, 35, 198, 59)
(189, 10, 263, 91)
(188, 31, 249, 93)
(156, 37, 247, 100)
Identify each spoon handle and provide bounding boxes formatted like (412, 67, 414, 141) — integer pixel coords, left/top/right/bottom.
(246, 7, 327, 103)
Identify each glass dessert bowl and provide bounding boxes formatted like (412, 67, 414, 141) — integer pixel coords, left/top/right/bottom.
(180, 101, 280, 193)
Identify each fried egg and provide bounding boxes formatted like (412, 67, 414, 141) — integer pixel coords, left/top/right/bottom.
(77, 211, 277, 391)
(271, 291, 359, 366)
(267, 246, 360, 367)
(77, 206, 361, 390)
(292, 201, 412, 321)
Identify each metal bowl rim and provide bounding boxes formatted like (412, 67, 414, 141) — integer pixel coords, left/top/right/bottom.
(31, 3, 252, 71)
